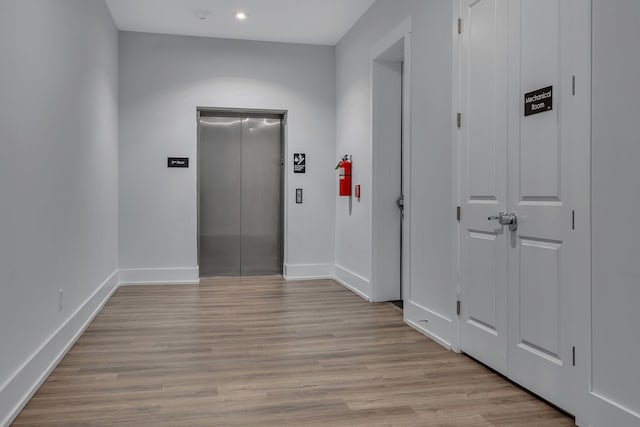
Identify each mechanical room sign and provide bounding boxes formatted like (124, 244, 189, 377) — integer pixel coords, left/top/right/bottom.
(524, 86, 553, 117)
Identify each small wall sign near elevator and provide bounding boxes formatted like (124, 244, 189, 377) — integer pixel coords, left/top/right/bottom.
(524, 86, 553, 117)
(294, 153, 306, 173)
(168, 157, 189, 168)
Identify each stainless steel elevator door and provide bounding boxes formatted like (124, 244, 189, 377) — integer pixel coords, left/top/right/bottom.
(198, 114, 283, 277)
(199, 116, 243, 276)
(241, 117, 283, 275)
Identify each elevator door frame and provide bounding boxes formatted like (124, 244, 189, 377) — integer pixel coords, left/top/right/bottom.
(196, 107, 287, 277)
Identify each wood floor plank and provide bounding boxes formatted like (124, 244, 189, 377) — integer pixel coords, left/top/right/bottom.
(12, 277, 575, 426)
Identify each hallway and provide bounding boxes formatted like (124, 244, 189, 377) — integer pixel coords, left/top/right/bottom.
(14, 278, 574, 426)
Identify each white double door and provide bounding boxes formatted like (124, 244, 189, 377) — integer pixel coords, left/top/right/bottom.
(458, 0, 590, 414)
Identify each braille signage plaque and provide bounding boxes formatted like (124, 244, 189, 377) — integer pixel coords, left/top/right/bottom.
(294, 153, 306, 174)
(524, 86, 553, 117)
(168, 157, 189, 168)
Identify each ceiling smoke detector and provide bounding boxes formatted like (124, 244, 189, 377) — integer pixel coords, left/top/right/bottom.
(194, 10, 212, 21)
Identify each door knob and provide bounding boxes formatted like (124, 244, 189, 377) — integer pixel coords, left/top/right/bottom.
(488, 212, 518, 232)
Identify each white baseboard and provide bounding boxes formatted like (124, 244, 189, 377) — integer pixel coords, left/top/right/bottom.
(119, 267, 200, 285)
(404, 300, 455, 350)
(0, 270, 120, 427)
(333, 265, 371, 301)
(283, 263, 334, 281)
(405, 318, 453, 351)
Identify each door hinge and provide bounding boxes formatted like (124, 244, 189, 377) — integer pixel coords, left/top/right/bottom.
(572, 346, 576, 366)
(458, 18, 463, 34)
(457, 113, 462, 129)
(572, 75, 576, 96)
(456, 206, 461, 222)
(456, 300, 461, 316)
(572, 210, 575, 230)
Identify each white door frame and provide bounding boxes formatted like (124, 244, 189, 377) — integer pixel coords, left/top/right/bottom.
(452, 0, 462, 353)
(370, 17, 412, 302)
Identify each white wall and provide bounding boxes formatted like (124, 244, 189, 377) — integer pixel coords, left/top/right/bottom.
(118, 33, 336, 281)
(586, 1, 640, 425)
(0, 0, 119, 424)
(335, 0, 456, 343)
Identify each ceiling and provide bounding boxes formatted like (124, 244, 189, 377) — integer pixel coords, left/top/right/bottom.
(105, 0, 376, 46)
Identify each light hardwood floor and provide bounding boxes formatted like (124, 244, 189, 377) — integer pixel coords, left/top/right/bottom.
(13, 277, 575, 426)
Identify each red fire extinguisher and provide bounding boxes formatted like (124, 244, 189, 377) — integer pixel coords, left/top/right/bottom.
(336, 155, 352, 197)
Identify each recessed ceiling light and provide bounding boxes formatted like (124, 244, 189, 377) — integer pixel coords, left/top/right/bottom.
(194, 10, 212, 20)
(235, 11, 248, 21)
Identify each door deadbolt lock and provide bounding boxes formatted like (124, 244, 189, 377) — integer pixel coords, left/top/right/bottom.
(488, 212, 518, 231)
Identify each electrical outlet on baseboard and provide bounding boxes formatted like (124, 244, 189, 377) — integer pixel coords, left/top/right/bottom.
(58, 289, 64, 312)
